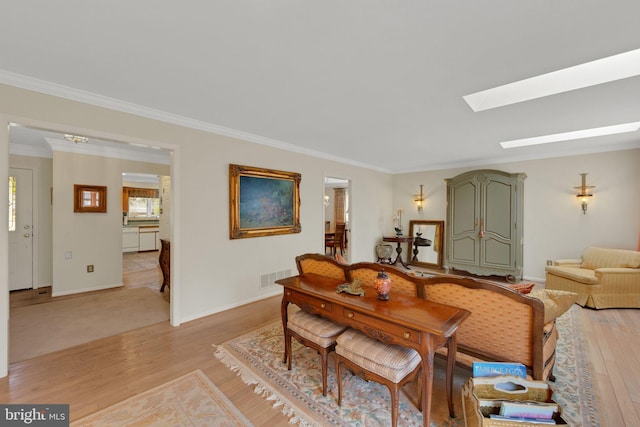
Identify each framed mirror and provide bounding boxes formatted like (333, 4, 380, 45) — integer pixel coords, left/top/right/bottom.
(74, 184, 107, 213)
(407, 220, 444, 269)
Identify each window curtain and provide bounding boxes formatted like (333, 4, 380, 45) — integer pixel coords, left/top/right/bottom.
(334, 188, 346, 224)
(124, 187, 159, 198)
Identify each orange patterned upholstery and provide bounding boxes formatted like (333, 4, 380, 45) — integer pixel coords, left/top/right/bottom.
(425, 283, 534, 366)
(420, 276, 554, 381)
(296, 255, 347, 281)
(348, 266, 419, 297)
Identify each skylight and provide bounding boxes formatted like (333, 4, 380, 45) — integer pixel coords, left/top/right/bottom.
(464, 48, 640, 112)
(500, 121, 640, 149)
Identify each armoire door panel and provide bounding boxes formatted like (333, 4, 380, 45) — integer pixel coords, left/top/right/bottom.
(451, 237, 477, 263)
(483, 180, 513, 240)
(481, 238, 513, 268)
(451, 181, 477, 236)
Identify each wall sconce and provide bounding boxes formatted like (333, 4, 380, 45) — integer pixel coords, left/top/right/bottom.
(323, 195, 330, 207)
(574, 173, 595, 214)
(414, 184, 425, 213)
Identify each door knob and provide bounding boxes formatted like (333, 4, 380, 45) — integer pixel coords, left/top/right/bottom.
(24, 233, 31, 237)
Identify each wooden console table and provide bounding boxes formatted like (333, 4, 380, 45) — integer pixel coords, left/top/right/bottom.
(276, 273, 470, 427)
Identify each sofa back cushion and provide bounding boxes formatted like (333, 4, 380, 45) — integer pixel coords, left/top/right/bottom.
(424, 283, 534, 366)
(581, 247, 640, 269)
(297, 257, 347, 281)
(348, 265, 419, 297)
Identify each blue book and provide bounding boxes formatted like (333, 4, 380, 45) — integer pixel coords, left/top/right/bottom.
(472, 362, 527, 379)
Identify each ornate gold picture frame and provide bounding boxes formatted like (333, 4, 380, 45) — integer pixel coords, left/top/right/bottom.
(229, 164, 301, 239)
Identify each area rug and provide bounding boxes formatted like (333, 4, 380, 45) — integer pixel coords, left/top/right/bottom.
(10, 287, 169, 363)
(71, 370, 251, 426)
(214, 305, 600, 426)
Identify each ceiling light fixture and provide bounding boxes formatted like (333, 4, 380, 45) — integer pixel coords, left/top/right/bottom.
(64, 134, 89, 144)
(464, 48, 640, 112)
(500, 121, 640, 149)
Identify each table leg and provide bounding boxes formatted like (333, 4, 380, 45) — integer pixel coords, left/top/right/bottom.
(446, 335, 458, 418)
(281, 296, 290, 364)
(420, 348, 435, 427)
(391, 242, 411, 269)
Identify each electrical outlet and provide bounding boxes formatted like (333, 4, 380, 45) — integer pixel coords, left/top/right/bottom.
(87, 265, 94, 273)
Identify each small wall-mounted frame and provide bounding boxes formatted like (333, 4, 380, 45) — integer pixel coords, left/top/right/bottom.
(407, 220, 444, 269)
(74, 184, 107, 213)
(229, 164, 301, 239)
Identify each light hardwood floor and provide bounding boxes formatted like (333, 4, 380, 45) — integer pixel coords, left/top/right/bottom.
(3, 255, 639, 425)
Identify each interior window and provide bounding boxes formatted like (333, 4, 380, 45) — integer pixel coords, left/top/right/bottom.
(128, 197, 160, 219)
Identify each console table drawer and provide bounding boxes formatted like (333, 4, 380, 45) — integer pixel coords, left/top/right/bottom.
(341, 308, 420, 345)
(286, 290, 333, 314)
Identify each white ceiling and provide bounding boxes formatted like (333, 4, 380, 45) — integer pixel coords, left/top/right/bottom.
(2, 1, 639, 173)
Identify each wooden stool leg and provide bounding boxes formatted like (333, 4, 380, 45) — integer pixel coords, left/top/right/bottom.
(320, 349, 329, 396)
(336, 357, 344, 406)
(391, 386, 399, 427)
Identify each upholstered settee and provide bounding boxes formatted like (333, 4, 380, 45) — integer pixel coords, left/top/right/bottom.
(294, 254, 575, 381)
(545, 246, 640, 309)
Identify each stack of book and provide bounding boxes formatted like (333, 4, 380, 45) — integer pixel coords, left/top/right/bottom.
(461, 362, 567, 426)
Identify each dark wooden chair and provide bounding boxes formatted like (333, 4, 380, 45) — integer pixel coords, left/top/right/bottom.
(325, 222, 346, 256)
(159, 239, 170, 292)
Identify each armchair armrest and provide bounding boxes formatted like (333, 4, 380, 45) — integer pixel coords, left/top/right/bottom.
(595, 267, 640, 276)
(552, 258, 582, 268)
(595, 268, 640, 287)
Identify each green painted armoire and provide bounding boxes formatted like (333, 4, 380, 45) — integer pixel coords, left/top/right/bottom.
(445, 169, 526, 281)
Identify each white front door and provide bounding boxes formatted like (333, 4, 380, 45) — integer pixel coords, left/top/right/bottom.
(8, 168, 34, 291)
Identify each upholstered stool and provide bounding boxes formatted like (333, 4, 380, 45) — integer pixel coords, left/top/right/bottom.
(335, 329, 422, 427)
(286, 310, 349, 396)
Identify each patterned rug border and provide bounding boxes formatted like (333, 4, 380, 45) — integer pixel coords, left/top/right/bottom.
(555, 305, 602, 426)
(215, 305, 601, 427)
(71, 369, 252, 426)
(214, 323, 318, 427)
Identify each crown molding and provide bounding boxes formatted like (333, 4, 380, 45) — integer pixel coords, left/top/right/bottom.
(0, 70, 389, 173)
(46, 138, 170, 165)
(9, 141, 52, 158)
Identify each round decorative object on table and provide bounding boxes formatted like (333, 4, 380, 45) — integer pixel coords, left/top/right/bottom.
(381, 236, 414, 269)
(376, 244, 393, 264)
(374, 269, 391, 300)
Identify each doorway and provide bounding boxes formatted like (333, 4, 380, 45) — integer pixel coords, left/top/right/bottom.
(8, 168, 34, 291)
(323, 176, 350, 262)
(7, 124, 174, 363)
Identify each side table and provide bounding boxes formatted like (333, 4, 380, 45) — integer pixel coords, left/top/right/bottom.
(382, 236, 414, 269)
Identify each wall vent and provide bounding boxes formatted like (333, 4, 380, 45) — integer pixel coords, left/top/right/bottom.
(260, 269, 292, 289)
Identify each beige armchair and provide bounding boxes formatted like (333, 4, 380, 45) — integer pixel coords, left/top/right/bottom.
(545, 246, 640, 309)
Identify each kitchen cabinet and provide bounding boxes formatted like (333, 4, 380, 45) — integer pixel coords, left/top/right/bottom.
(139, 226, 160, 251)
(122, 227, 139, 253)
(445, 169, 526, 281)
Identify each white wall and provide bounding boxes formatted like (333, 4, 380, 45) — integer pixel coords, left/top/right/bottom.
(51, 151, 169, 295)
(0, 83, 393, 377)
(393, 149, 640, 281)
